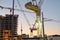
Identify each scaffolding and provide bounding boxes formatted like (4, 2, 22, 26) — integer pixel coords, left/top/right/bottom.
(0, 14, 18, 40)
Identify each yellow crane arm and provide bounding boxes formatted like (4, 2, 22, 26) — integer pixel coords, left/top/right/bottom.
(25, 2, 41, 16)
(25, 2, 40, 12)
(25, 2, 42, 37)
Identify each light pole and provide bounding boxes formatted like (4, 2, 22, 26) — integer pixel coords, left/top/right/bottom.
(42, 12, 45, 40)
(12, 0, 14, 15)
(12, 0, 14, 40)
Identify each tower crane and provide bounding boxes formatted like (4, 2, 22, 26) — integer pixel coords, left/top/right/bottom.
(0, 0, 60, 38)
(25, 0, 44, 37)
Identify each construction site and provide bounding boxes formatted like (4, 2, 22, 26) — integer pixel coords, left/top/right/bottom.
(0, 0, 60, 40)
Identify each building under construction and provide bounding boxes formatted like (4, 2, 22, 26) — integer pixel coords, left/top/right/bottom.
(0, 14, 18, 40)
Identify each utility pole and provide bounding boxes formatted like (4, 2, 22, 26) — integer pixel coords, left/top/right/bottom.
(12, 0, 14, 15)
(12, 0, 14, 40)
(42, 12, 45, 40)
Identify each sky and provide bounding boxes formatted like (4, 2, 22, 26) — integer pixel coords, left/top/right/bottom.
(0, 0, 60, 36)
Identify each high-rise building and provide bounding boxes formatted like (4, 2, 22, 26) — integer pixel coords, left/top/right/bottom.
(0, 15, 4, 40)
(0, 14, 18, 40)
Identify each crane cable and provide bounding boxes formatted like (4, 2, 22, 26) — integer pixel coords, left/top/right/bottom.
(17, 0, 31, 27)
(38, 0, 44, 7)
